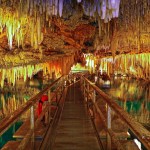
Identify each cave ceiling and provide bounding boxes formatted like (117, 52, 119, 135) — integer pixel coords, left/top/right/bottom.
(0, 0, 149, 68)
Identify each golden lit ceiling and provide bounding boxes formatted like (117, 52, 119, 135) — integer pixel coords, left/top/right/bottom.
(0, 0, 149, 68)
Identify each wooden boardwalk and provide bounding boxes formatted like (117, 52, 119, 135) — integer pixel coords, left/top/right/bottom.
(52, 83, 100, 150)
(1, 82, 141, 150)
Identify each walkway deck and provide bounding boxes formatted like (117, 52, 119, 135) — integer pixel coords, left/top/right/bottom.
(52, 83, 100, 150)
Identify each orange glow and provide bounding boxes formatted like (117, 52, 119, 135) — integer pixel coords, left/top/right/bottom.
(99, 53, 150, 80)
(0, 7, 43, 50)
(0, 61, 63, 87)
(84, 54, 96, 73)
(0, 55, 75, 87)
(71, 63, 88, 71)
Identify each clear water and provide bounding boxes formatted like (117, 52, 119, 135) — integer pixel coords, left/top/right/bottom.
(0, 87, 40, 121)
(98, 77, 150, 126)
(0, 79, 43, 148)
(0, 77, 57, 148)
(0, 121, 23, 148)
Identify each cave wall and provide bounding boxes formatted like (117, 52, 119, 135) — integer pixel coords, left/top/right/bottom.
(98, 53, 150, 80)
(0, 55, 74, 88)
(94, 0, 150, 56)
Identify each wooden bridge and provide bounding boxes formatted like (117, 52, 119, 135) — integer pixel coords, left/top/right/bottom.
(0, 75, 150, 150)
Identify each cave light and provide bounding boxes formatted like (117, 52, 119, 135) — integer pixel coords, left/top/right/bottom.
(0, 0, 121, 50)
(134, 139, 142, 150)
(77, 0, 82, 3)
(84, 53, 96, 73)
(99, 53, 150, 80)
(0, 55, 75, 88)
(0, 61, 62, 88)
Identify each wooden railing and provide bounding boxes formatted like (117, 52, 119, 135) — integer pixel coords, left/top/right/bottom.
(1, 74, 150, 150)
(0, 76, 67, 149)
(81, 76, 150, 150)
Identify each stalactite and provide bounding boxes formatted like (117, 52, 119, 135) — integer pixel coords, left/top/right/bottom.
(99, 53, 150, 80)
(98, 16, 101, 37)
(83, 54, 96, 73)
(59, 0, 64, 17)
(0, 0, 122, 51)
(0, 55, 75, 87)
(77, 0, 82, 3)
(0, 1, 44, 50)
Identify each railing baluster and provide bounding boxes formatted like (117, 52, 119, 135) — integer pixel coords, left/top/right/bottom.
(87, 83, 90, 102)
(81, 75, 150, 150)
(80, 76, 82, 90)
(91, 89, 96, 118)
(83, 79, 86, 101)
(48, 89, 51, 123)
(93, 89, 96, 103)
(30, 105, 35, 149)
(0, 76, 63, 150)
(107, 105, 111, 150)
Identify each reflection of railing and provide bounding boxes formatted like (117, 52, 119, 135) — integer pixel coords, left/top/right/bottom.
(81, 76, 150, 150)
(0, 76, 67, 149)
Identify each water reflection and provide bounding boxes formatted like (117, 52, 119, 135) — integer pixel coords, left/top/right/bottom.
(0, 75, 53, 148)
(0, 70, 58, 121)
(0, 80, 41, 121)
(100, 77, 150, 124)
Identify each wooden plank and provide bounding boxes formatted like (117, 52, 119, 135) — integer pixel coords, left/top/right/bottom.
(99, 129, 130, 139)
(2, 141, 19, 150)
(13, 119, 47, 140)
(83, 76, 150, 149)
(121, 140, 140, 150)
(0, 77, 62, 136)
(1, 141, 41, 150)
(101, 140, 140, 150)
(39, 87, 68, 149)
(52, 84, 100, 150)
(13, 106, 57, 140)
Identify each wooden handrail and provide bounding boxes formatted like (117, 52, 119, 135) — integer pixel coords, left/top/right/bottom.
(17, 79, 65, 150)
(39, 87, 68, 150)
(86, 88, 124, 150)
(95, 101, 124, 150)
(17, 105, 50, 149)
(82, 76, 150, 150)
(0, 76, 63, 136)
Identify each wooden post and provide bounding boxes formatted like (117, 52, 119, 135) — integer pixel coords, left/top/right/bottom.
(30, 106, 35, 149)
(87, 83, 90, 102)
(92, 89, 96, 118)
(107, 105, 111, 150)
(93, 89, 96, 103)
(80, 76, 82, 90)
(80, 76, 82, 91)
(83, 80, 86, 101)
(48, 90, 51, 123)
